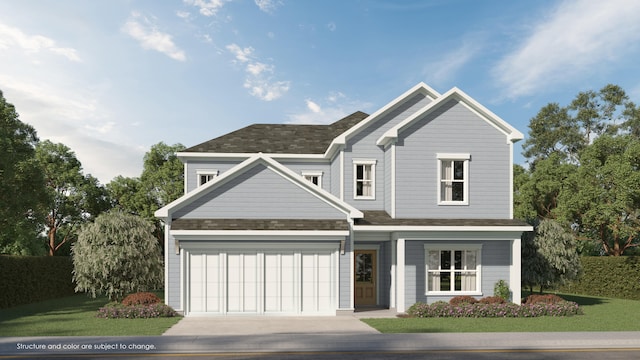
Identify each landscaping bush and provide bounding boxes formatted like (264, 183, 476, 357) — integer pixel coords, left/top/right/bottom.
(97, 302, 178, 319)
(523, 294, 565, 304)
(449, 295, 478, 306)
(407, 300, 582, 318)
(122, 292, 161, 306)
(558, 256, 640, 300)
(478, 296, 506, 304)
(494, 280, 511, 301)
(0, 255, 75, 308)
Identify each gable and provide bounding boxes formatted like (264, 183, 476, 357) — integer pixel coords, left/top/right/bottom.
(172, 163, 348, 220)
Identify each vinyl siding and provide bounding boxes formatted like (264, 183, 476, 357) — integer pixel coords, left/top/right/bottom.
(403, 239, 511, 307)
(395, 99, 511, 219)
(186, 160, 241, 193)
(166, 233, 181, 310)
(277, 160, 331, 192)
(339, 236, 352, 308)
(330, 153, 341, 199)
(173, 164, 346, 220)
(344, 93, 432, 210)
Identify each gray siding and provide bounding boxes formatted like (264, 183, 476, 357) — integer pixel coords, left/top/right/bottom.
(330, 154, 341, 199)
(404, 240, 511, 307)
(186, 160, 241, 193)
(174, 164, 346, 220)
(344, 93, 432, 210)
(166, 233, 181, 310)
(339, 236, 352, 308)
(395, 99, 511, 219)
(277, 160, 331, 192)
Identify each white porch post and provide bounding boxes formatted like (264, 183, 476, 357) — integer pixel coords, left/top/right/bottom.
(390, 237, 396, 309)
(510, 238, 522, 304)
(396, 238, 405, 313)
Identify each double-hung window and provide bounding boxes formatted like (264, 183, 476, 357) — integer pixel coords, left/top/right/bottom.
(425, 245, 481, 295)
(437, 153, 470, 205)
(197, 170, 219, 187)
(353, 160, 376, 199)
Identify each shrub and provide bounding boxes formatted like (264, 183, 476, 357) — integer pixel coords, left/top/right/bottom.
(407, 300, 582, 318)
(97, 303, 178, 319)
(478, 296, 506, 304)
(493, 280, 510, 301)
(122, 292, 161, 306)
(449, 295, 478, 306)
(523, 294, 565, 304)
(558, 256, 640, 300)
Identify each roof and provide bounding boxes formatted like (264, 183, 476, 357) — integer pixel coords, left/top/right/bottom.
(356, 211, 531, 227)
(183, 111, 369, 154)
(171, 218, 349, 231)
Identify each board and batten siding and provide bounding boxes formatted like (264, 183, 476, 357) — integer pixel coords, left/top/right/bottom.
(173, 164, 346, 220)
(185, 160, 242, 193)
(343, 93, 432, 210)
(403, 240, 511, 307)
(394, 99, 511, 219)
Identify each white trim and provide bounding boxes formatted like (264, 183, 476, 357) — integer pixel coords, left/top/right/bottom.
(390, 237, 396, 309)
(353, 225, 533, 232)
(436, 153, 470, 160)
(178, 152, 326, 161)
(353, 159, 377, 200)
(196, 169, 219, 186)
(509, 142, 514, 219)
(354, 244, 381, 305)
(301, 170, 323, 187)
(339, 150, 344, 200)
(183, 163, 188, 195)
(511, 238, 522, 304)
(164, 221, 171, 309)
(437, 156, 469, 206)
(396, 238, 405, 313)
(172, 230, 349, 238)
(390, 144, 396, 218)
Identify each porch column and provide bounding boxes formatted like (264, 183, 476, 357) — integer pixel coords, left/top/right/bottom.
(510, 238, 522, 304)
(396, 238, 405, 313)
(390, 238, 396, 309)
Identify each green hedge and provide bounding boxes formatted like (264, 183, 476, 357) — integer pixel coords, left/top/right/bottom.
(0, 256, 76, 308)
(558, 256, 640, 300)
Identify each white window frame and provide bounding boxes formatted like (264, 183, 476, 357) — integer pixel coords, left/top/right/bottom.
(197, 169, 219, 187)
(353, 159, 376, 200)
(424, 244, 482, 296)
(437, 153, 470, 205)
(301, 171, 323, 187)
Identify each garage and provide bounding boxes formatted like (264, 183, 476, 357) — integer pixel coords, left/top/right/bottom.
(183, 244, 338, 316)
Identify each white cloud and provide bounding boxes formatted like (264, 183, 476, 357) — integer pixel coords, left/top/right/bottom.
(0, 22, 81, 62)
(287, 93, 372, 125)
(227, 43, 290, 101)
(255, 0, 282, 13)
(184, 0, 227, 17)
(327, 22, 336, 32)
(423, 39, 480, 87)
(122, 13, 187, 62)
(494, 0, 640, 99)
(176, 10, 191, 20)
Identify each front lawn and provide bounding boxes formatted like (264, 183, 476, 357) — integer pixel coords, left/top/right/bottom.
(0, 293, 181, 336)
(362, 293, 640, 333)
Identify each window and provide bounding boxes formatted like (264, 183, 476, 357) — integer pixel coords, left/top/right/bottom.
(302, 171, 323, 187)
(437, 153, 470, 205)
(353, 160, 376, 199)
(197, 170, 219, 186)
(425, 245, 481, 295)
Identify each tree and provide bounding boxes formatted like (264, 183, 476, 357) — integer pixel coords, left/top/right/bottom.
(522, 219, 581, 293)
(36, 140, 111, 256)
(557, 135, 640, 256)
(0, 90, 47, 255)
(72, 210, 163, 301)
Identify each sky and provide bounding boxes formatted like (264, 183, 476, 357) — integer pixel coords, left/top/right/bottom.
(1, 0, 640, 184)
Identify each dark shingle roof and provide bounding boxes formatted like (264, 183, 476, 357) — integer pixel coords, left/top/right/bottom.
(183, 111, 369, 154)
(172, 218, 349, 231)
(356, 211, 531, 227)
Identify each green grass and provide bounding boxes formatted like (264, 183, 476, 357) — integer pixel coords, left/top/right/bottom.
(362, 293, 640, 333)
(0, 294, 182, 336)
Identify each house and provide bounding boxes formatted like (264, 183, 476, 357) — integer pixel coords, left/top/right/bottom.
(155, 83, 532, 316)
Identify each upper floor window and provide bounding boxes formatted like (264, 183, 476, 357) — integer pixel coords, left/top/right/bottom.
(197, 170, 219, 187)
(353, 159, 376, 199)
(437, 153, 470, 205)
(302, 171, 323, 187)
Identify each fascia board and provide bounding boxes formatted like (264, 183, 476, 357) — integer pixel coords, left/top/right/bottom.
(376, 87, 525, 147)
(353, 225, 533, 232)
(171, 230, 350, 238)
(177, 152, 326, 161)
(324, 82, 441, 157)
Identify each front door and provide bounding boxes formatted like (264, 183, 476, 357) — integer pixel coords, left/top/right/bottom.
(354, 249, 377, 306)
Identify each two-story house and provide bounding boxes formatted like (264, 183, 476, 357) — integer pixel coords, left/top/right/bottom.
(155, 83, 532, 316)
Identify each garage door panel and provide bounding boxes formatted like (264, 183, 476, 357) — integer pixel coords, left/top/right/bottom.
(205, 254, 221, 312)
(264, 252, 296, 313)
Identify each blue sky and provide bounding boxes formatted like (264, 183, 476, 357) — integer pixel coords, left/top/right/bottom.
(1, 0, 639, 184)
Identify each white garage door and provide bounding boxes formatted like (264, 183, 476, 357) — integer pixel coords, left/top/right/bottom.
(185, 245, 337, 316)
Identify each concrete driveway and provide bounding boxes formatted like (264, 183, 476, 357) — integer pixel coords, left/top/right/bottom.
(162, 309, 396, 335)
